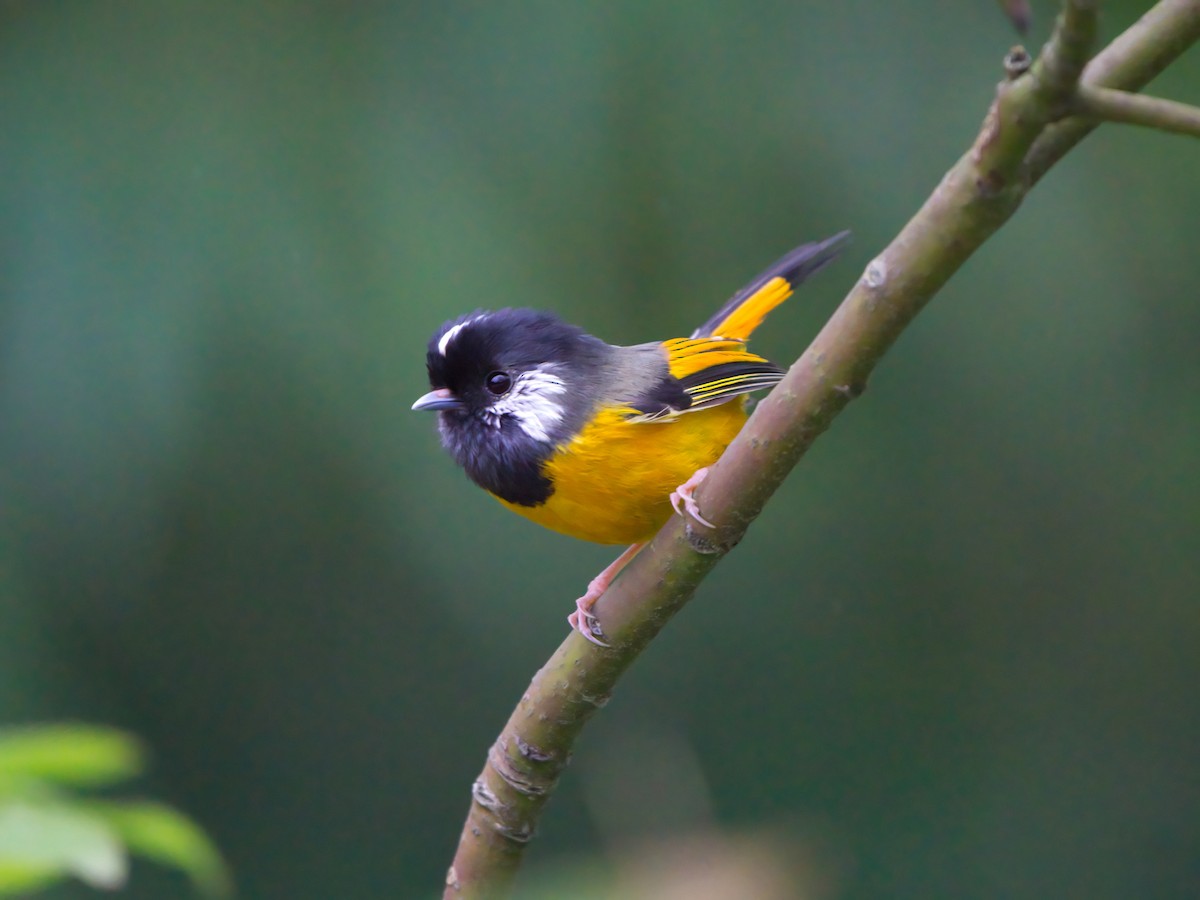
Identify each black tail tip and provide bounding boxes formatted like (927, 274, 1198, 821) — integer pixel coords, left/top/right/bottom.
(788, 230, 853, 282)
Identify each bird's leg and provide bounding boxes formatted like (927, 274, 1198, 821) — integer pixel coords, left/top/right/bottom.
(670, 466, 715, 529)
(567, 464, 715, 646)
(568, 542, 645, 647)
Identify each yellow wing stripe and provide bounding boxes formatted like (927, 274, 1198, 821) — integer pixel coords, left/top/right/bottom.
(689, 373, 774, 397)
(706, 275, 793, 341)
(663, 338, 770, 381)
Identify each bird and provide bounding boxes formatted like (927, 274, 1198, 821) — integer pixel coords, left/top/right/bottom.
(413, 231, 850, 645)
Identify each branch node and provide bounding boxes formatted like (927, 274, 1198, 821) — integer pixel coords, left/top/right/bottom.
(489, 742, 555, 797)
(472, 772, 536, 843)
(863, 257, 888, 290)
(500, 824, 534, 843)
(514, 735, 555, 762)
(578, 690, 611, 708)
(1004, 45, 1033, 78)
(471, 778, 503, 811)
(684, 525, 725, 555)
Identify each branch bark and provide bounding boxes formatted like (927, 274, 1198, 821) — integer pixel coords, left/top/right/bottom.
(443, 2, 1200, 896)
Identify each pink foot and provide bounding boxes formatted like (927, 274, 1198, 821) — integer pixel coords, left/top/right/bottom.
(566, 542, 644, 647)
(567, 581, 608, 647)
(670, 467, 715, 529)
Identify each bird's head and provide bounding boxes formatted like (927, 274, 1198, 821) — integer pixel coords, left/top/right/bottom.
(412, 308, 610, 504)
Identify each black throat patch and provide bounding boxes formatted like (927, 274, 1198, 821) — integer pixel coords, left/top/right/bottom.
(437, 411, 554, 506)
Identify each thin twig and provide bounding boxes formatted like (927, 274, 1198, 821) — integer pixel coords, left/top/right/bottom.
(1074, 84, 1200, 137)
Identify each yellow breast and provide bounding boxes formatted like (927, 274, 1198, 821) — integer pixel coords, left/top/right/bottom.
(494, 400, 748, 545)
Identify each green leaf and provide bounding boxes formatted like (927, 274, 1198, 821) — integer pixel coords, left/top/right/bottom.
(0, 860, 64, 895)
(0, 724, 144, 788)
(0, 864, 65, 897)
(0, 799, 128, 892)
(88, 800, 233, 898)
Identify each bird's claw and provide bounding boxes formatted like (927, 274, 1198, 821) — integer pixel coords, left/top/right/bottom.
(565, 542, 644, 648)
(670, 467, 716, 529)
(568, 603, 610, 647)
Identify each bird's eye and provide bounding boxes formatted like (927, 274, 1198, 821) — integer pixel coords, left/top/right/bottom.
(485, 371, 512, 395)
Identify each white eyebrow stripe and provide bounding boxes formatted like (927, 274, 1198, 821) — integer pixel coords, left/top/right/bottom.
(437, 323, 465, 356)
(438, 316, 483, 356)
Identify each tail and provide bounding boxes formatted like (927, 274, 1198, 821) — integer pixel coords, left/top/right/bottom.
(692, 231, 851, 340)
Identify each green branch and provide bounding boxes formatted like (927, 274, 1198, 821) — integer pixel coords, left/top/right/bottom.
(1073, 84, 1200, 137)
(442, 2, 1200, 897)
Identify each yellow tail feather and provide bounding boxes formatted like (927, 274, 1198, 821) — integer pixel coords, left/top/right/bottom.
(706, 276, 793, 341)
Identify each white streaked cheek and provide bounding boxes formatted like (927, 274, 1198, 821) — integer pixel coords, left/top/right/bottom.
(492, 368, 567, 443)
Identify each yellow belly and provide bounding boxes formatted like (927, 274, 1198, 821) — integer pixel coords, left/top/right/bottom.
(495, 401, 748, 545)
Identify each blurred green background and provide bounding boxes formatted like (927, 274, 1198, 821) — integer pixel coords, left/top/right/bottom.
(2, 2, 1198, 897)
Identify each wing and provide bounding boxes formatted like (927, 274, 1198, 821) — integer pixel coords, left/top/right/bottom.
(691, 231, 851, 340)
(664, 337, 786, 410)
(623, 337, 786, 422)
